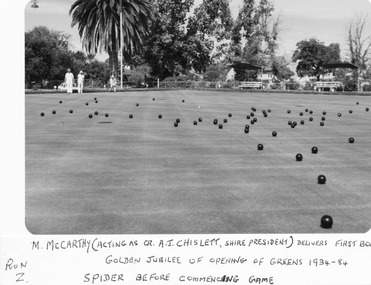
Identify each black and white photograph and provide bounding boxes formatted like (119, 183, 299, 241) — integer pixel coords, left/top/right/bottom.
(1, 1, 371, 284)
(23, 0, 371, 235)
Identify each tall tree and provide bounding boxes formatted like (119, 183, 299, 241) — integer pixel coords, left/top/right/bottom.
(228, 0, 280, 80)
(187, 0, 233, 63)
(69, 0, 153, 75)
(292, 38, 340, 81)
(143, 0, 211, 79)
(346, 14, 371, 80)
(25, 26, 73, 85)
(188, 0, 233, 41)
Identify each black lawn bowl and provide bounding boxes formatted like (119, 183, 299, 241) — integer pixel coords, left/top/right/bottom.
(296, 153, 303, 161)
(257, 144, 264, 151)
(272, 131, 277, 137)
(356, 102, 359, 105)
(244, 128, 249, 134)
(224, 118, 228, 123)
(52, 110, 56, 115)
(263, 113, 268, 117)
(320, 122, 325, 126)
(321, 116, 326, 121)
(85, 102, 89, 106)
(251, 120, 255, 125)
(305, 108, 309, 112)
(267, 109, 271, 113)
(348, 137, 355, 143)
(193, 121, 198, 125)
(95, 100, 98, 103)
(245, 124, 250, 129)
(198, 117, 202, 122)
(213, 119, 218, 125)
(218, 124, 223, 129)
(94, 111, 98, 115)
(59, 101, 62, 104)
(366, 108, 369, 112)
(292, 121, 297, 126)
(320, 215, 333, 229)
(182, 100, 185, 103)
(312, 146, 318, 154)
(94, 97, 97, 100)
(287, 110, 291, 114)
(317, 174, 327, 184)
(105, 113, 109, 118)
(88, 114, 93, 118)
(153, 98, 155, 101)
(349, 110, 353, 114)
(174, 122, 178, 127)
(246, 115, 251, 119)
(300, 112, 303, 116)
(129, 114, 133, 119)
(322, 111, 326, 115)
(309, 117, 313, 121)
(300, 120, 304, 125)
(309, 110, 313, 114)
(69, 110, 73, 114)
(40, 112, 45, 117)
(176, 118, 180, 123)
(253, 118, 257, 123)
(250, 112, 255, 117)
(338, 113, 342, 117)
(158, 114, 162, 119)
(136, 103, 139, 107)
(251, 107, 256, 112)
(291, 124, 295, 129)
(228, 113, 232, 117)
(288, 121, 292, 126)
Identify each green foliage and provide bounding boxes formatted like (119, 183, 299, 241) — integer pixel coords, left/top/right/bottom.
(69, 0, 153, 74)
(25, 26, 112, 88)
(272, 57, 294, 81)
(292, 38, 341, 80)
(25, 26, 73, 85)
(128, 64, 152, 87)
(143, 0, 211, 79)
(188, 0, 233, 42)
(202, 64, 229, 81)
(227, 0, 280, 80)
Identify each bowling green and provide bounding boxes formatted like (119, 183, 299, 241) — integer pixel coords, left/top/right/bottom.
(25, 90, 371, 234)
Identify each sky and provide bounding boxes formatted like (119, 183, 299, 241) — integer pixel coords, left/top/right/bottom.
(24, 0, 371, 61)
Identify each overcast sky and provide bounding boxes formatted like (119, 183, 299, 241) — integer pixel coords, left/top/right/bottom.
(24, 0, 371, 61)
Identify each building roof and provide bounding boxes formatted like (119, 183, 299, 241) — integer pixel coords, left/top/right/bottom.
(228, 62, 261, 70)
(322, 62, 359, 69)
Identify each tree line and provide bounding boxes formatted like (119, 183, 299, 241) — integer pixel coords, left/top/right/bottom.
(25, 0, 371, 89)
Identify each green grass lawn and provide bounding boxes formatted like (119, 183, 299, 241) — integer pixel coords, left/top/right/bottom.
(25, 90, 371, 234)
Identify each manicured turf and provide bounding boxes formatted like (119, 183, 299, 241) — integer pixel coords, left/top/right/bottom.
(25, 90, 371, 234)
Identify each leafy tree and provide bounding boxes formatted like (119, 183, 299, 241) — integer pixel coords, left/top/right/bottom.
(272, 56, 294, 81)
(203, 64, 229, 81)
(83, 59, 111, 86)
(69, 0, 153, 75)
(143, 0, 211, 79)
(25, 26, 72, 86)
(292, 38, 340, 81)
(227, 0, 280, 80)
(187, 0, 233, 63)
(188, 0, 233, 42)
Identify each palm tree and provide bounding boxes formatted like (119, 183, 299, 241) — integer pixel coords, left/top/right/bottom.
(69, 0, 153, 75)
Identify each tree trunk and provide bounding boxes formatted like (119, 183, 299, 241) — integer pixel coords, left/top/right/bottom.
(108, 49, 119, 76)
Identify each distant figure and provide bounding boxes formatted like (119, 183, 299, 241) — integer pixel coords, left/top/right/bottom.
(109, 74, 117, 92)
(77, 70, 85, 93)
(65, 68, 74, 94)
